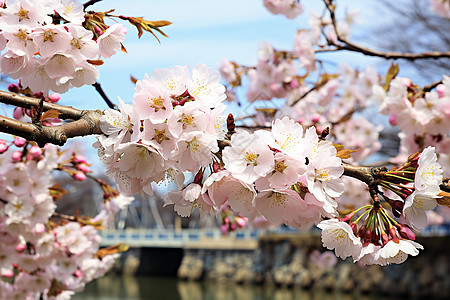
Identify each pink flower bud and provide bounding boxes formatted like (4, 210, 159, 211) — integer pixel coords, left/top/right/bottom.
(350, 222, 358, 235)
(14, 136, 27, 147)
(33, 91, 44, 98)
(436, 84, 445, 98)
(25, 109, 32, 117)
(297, 117, 304, 124)
(74, 171, 86, 181)
(290, 79, 299, 89)
(12, 151, 22, 162)
(16, 243, 27, 252)
(364, 228, 371, 242)
(48, 93, 61, 103)
(0, 143, 8, 153)
(388, 114, 397, 126)
(34, 223, 46, 233)
(230, 223, 237, 231)
(1, 269, 14, 278)
(311, 114, 321, 123)
(236, 217, 247, 228)
(213, 162, 220, 173)
(8, 83, 19, 93)
(389, 226, 398, 240)
(42, 118, 62, 126)
(398, 224, 415, 240)
(73, 155, 87, 164)
(28, 145, 42, 158)
(75, 269, 82, 278)
(339, 211, 355, 223)
(224, 217, 229, 224)
(94, 25, 103, 36)
(381, 232, 389, 245)
(13, 107, 24, 119)
(220, 224, 228, 235)
(401, 78, 412, 87)
(77, 163, 91, 173)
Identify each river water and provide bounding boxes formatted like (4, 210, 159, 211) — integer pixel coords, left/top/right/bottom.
(72, 275, 380, 300)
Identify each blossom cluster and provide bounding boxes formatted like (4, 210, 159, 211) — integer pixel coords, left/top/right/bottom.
(95, 64, 350, 229)
(0, 0, 127, 95)
(263, 0, 303, 19)
(318, 146, 443, 266)
(430, 0, 450, 19)
(220, 42, 382, 163)
(374, 76, 450, 176)
(0, 138, 134, 299)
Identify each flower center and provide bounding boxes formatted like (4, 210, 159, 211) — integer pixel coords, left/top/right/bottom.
(186, 136, 200, 152)
(17, 7, 30, 21)
(315, 168, 331, 181)
(274, 160, 287, 173)
(244, 152, 259, 166)
(270, 192, 286, 207)
(70, 37, 84, 50)
(152, 129, 169, 144)
(178, 113, 194, 128)
(43, 30, 55, 42)
(149, 96, 166, 112)
(13, 29, 28, 43)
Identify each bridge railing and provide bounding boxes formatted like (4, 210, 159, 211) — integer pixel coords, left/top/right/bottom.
(99, 224, 449, 249)
(99, 228, 262, 248)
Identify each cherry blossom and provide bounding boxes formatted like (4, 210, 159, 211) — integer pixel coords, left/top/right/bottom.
(317, 219, 362, 260)
(97, 23, 127, 59)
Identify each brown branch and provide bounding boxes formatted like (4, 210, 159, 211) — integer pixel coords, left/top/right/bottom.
(0, 91, 83, 120)
(83, 0, 102, 10)
(441, 178, 450, 193)
(93, 82, 116, 109)
(291, 86, 316, 106)
(0, 111, 102, 147)
(323, 0, 450, 60)
(423, 79, 444, 92)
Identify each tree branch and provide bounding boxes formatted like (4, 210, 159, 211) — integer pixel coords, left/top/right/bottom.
(423, 79, 443, 92)
(323, 0, 450, 60)
(0, 91, 83, 120)
(93, 82, 116, 109)
(0, 111, 102, 147)
(83, 0, 102, 10)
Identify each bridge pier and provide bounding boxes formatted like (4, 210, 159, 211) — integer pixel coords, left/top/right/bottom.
(136, 247, 183, 276)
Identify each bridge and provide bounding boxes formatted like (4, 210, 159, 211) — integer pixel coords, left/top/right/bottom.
(97, 194, 450, 251)
(99, 224, 450, 250)
(99, 228, 262, 250)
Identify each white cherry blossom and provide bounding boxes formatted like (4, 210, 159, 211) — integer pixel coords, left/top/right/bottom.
(97, 23, 127, 59)
(375, 240, 423, 265)
(317, 219, 362, 260)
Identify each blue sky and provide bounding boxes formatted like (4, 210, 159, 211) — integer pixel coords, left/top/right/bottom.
(64, 0, 384, 111)
(3, 0, 434, 170)
(55, 0, 388, 167)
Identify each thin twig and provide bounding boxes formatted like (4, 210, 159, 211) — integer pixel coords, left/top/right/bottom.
(423, 79, 444, 92)
(290, 86, 317, 106)
(323, 0, 450, 60)
(83, 0, 102, 10)
(93, 82, 116, 109)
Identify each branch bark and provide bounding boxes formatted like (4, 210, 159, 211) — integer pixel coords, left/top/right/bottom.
(323, 0, 450, 60)
(0, 91, 83, 120)
(0, 111, 102, 147)
(0, 90, 103, 146)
